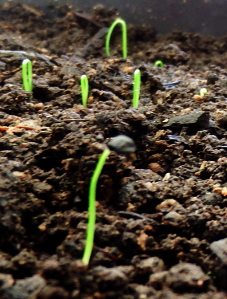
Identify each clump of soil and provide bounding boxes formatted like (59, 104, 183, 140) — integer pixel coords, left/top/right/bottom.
(0, 1, 227, 299)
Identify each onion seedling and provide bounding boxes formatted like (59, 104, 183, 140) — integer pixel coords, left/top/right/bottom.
(22, 59, 32, 92)
(154, 60, 164, 68)
(105, 18, 127, 58)
(80, 74, 89, 107)
(199, 87, 207, 97)
(132, 69, 141, 108)
(82, 135, 136, 266)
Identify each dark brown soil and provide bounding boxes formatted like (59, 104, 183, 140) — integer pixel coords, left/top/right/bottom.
(1, 1, 227, 299)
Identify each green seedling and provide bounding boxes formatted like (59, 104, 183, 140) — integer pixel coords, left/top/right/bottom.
(105, 18, 127, 58)
(199, 87, 207, 97)
(80, 74, 89, 107)
(154, 60, 164, 68)
(132, 69, 141, 108)
(82, 135, 136, 266)
(206, 271, 216, 280)
(22, 59, 32, 92)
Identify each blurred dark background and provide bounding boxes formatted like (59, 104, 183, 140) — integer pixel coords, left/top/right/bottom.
(1, 0, 227, 36)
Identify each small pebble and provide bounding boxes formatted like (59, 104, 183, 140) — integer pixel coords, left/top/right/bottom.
(210, 238, 227, 265)
(165, 263, 210, 292)
(34, 103, 44, 110)
(148, 162, 164, 173)
(135, 257, 165, 274)
(206, 72, 219, 85)
(108, 135, 136, 154)
(193, 94, 203, 101)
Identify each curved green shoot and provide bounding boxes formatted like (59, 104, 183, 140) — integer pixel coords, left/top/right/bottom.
(22, 59, 32, 92)
(199, 87, 207, 97)
(80, 75, 89, 107)
(132, 69, 141, 108)
(82, 147, 111, 266)
(82, 135, 136, 266)
(154, 60, 164, 68)
(105, 18, 127, 58)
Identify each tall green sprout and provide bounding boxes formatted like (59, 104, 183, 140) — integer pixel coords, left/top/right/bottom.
(82, 147, 110, 266)
(132, 69, 141, 108)
(22, 59, 32, 92)
(105, 19, 127, 58)
(82, 135, 136, 266)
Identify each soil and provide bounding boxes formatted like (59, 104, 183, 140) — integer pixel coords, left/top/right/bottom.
(1, 1, 227, 299)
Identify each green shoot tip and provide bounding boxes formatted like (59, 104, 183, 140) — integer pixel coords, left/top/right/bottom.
(80, 74, 89, 107)
(154, 60, 164, 68)
(199, 87, 207, 97)
(22, 58, 32, 92)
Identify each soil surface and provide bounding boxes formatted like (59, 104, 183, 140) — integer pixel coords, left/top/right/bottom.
(1, 1, 227, 299)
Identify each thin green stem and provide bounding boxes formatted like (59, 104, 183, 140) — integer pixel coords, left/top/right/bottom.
(82, 147, 111, 266)
(154, 60, 164, 68)
(22, 59, 32, 92)
(80, 75, 89, 107)
(132, 69, 141, 108)
(105, 18, 127, 58)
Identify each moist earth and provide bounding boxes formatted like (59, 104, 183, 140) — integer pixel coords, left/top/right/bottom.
(0, 1, 227, 299)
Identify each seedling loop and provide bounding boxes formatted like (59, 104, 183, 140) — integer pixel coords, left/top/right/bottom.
(105, 18, 127, 58)
(154, 60, 164, 68)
